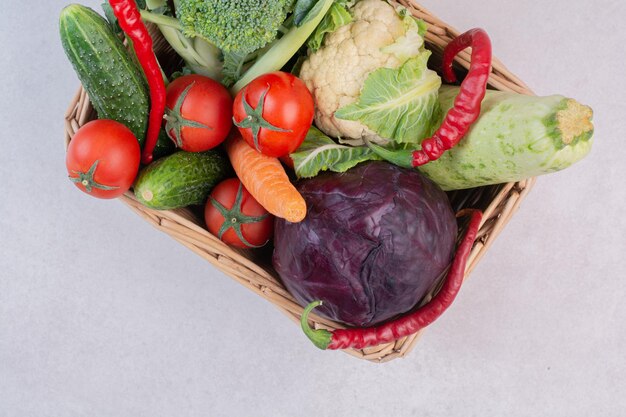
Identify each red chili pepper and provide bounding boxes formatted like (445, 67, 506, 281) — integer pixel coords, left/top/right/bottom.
(109, 0, 166, 165)
(301, 209, 483, 350)
(366, 28, 492, 168)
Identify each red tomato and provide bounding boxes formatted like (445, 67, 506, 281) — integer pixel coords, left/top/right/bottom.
(66, 119, 141, 199)
(233, 71, 314, 158)
(204, 178, 274, 248)
(164, 74, 233, 152)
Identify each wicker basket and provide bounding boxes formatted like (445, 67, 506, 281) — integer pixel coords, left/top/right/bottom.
(63, 1, 535, 362)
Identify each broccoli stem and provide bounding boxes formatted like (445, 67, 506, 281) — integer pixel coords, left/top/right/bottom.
(139, 9, 223, 80)
(231, 0, 335, 94)
(139, 10, 183, 30)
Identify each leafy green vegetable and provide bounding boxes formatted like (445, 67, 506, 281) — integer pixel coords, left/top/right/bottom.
(290, 127, 380, 178)
(334, 51, 442, 144)
(307, 2, 352, 51)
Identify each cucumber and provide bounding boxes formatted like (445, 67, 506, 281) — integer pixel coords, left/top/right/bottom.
(417, 86, 594, 190)
(60, 4, 148, 142)
(134, 151, 230, 210)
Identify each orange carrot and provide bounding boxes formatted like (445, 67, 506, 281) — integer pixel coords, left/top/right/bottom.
(225, 134, 307, 223)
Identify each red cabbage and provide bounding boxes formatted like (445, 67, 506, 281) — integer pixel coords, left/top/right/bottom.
(272, 161, 457, 327)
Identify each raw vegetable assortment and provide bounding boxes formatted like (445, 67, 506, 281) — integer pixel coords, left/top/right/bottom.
(60, 0, 594, 353)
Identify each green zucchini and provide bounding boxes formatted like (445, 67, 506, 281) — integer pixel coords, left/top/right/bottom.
(134, 151, 230, 210)
(417, 85, 594, 190)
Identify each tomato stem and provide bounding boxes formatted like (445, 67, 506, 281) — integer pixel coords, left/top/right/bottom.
(69, 160, 119, 193)
(233, 84, 292, 152)
(164, 81, 212, 148)
(209, 182, 270, 248)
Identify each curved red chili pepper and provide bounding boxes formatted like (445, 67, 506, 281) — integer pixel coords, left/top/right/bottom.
(365, 29, 492, 168)
(109, 0, 166, 165)
(301, 209, 483, 350)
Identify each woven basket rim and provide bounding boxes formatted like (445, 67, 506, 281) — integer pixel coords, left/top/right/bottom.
(63, 0, 536, 363)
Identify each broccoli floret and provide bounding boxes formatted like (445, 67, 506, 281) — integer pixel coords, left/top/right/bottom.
(177, 0, 296, 55)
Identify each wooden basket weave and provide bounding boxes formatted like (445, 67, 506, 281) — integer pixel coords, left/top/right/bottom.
(63, 1, 536, 362)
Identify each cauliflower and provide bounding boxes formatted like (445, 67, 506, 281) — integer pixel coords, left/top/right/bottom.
(300, 0, 440, 146)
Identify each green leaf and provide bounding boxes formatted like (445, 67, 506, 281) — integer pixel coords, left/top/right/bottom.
(101, 3, 121, 34)
(380, 13, 426, 61)
(149, 6, 170, 15)
(415, 18, 428, 38)
(334, 52, 442, 144)
(291, 127, 380, 178)
(134, 0, 147, 10)
(290, 55, 307, 76)
(145, 0, 168, 11)
(395, 6, 427, 36)
(221, 51, 249, 87)
(307, 2, 352, 51)
(293, 0, 326, 27)
(293, 0, 316, 26)
(170, 66, 193, 81)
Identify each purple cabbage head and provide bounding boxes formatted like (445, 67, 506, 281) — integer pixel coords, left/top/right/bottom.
(272, 161, 457, 327)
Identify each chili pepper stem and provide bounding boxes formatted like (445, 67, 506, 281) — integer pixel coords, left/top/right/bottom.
(299, 210, 483, 351)
(301, 301, 332, 350)
(363, 138, 414, 169)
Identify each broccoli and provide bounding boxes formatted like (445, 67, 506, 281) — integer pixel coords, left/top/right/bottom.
(138, 0, 335, 91)
(176, 0, 296, 55)
(127, 0, 224, 81)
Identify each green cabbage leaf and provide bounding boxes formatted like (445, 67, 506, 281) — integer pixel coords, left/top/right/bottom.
(291, 127, 380, 178)
(334, 51, 442, 144)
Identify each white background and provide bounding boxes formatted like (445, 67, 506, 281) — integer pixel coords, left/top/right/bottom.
(1, 0, 625, 415)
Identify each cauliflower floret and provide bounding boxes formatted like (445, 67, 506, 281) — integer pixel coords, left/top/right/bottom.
(300, 0, 417, 145)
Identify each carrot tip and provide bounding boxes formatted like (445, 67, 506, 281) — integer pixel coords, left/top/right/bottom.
(285, 207, 307, 223)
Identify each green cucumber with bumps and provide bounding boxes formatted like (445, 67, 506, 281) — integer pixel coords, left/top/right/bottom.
(134, 151, 230, 210)
(59, 4, 174, 157)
